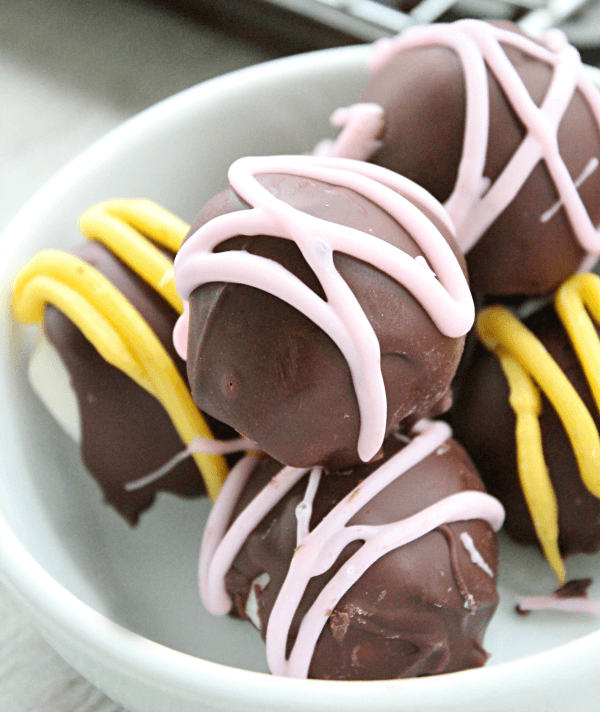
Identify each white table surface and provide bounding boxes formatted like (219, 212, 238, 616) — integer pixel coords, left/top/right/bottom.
(0, 1, 269, 708)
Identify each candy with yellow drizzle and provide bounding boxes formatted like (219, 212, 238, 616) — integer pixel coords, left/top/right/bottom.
(12, 200, 229, 514)
(453, 273, 600, 578)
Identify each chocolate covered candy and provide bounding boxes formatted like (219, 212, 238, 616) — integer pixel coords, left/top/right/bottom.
(173, 155, 474, 470)
(200, 419, 503, 680)
(322, 20, 600, 297)
(12, 200, 232, 523)
(450, 273, 600, 580)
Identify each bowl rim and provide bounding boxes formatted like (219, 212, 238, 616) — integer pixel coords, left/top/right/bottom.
(3, 506, 600, 709)
(2, 41, 600, 711)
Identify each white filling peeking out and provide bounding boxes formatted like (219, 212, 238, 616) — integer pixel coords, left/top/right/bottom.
(245, 573, 270, 631)
(29, 330, 81, 443)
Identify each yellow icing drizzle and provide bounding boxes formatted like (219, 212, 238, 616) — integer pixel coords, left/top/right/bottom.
(477, 280, 600, 581)
(12, 200, 228, 501)
(555, 273, 600, 444)
(79, 199, 186, 313)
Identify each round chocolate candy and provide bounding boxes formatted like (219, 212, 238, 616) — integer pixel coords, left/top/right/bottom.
(450, 275, 600, 570)
(14, 201, 233, 524)
(174, 155, 474, 470)
(324, 20, 600, 297)
(200, 420, 503, 680)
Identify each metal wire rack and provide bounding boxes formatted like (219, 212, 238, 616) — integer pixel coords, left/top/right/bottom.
(260, 0, 599, 44)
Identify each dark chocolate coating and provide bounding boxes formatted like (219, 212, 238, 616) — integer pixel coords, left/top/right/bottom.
(185, 172, 467, 470)
(359, 21, 600, 297)
(450, 303, 600, 557)
(224, 432, 499, 680)
(44, 240, 235, 525)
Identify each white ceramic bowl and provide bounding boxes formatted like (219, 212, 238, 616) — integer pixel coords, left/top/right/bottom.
(2, 44, 600, 712)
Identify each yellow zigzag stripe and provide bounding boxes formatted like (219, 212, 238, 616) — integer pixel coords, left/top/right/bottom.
(12, 200, 228, 501)
(477, 277, 600, 581)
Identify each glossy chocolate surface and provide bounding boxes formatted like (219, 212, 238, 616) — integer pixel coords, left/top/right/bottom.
(185, 172, 467, 470)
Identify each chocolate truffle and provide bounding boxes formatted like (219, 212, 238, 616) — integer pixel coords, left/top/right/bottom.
(174, 155, 474, 471)
(323, 20, 600, 297)
(450, 273, 600, 575)
(12, 200, 233, 524)
(200, 419, 503, 680)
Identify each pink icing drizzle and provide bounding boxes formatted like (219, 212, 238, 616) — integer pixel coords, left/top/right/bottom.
(313, 103, 385, 162)
(124, 435, 255, 492)
(331, 20, 600, 256)
(199, 419, 505, 679)
(517, 596, 600, 616)
(173, 155, 473, 462)
(295, 466, 323, 545)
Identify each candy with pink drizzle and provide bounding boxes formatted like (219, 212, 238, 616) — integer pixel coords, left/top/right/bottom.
(200, 419, 504, 680)
(174, 155, 473, 469)
(323, 20, 600, 296)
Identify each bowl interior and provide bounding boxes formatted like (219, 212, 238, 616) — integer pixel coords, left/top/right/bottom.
(1, 41, 600, 711)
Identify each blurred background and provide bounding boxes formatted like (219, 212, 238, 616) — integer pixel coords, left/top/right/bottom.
(3, 0, 600, 236)
(1, 0, 599, 709)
